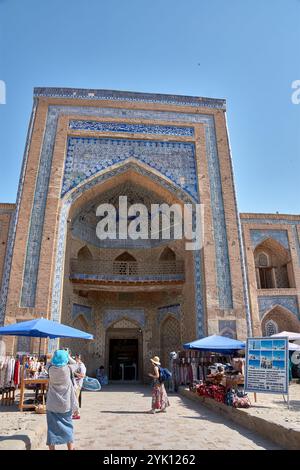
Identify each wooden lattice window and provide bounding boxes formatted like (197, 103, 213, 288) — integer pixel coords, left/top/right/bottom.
(259, 267, 274, 289)
(265, 320, 278, 337)
(160, 316, 181, 368)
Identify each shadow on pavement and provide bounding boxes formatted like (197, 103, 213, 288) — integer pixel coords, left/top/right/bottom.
(0, 434, 31, 449)
(101, 410, 150, 414)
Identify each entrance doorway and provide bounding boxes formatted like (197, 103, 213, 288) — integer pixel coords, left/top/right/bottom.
(109, 338, 139, 381)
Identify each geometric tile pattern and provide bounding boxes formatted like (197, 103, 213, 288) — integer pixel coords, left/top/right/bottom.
(103, 309, 145, 329)
(204, 123, 233, 309)
(292, 225, 300, 266)
(70, 273, 185, 282)
(218, 320, 237, 339)
(258, 295, 299, 318)
(69, 120, 194, 137)
(250, 229, 289, 250)
(157, 304, 181, 324)
(160, 315, 181, 367)
(242, 217, 300, 226)
(34, 87, 226, 110)
(71, 303, 92, 324)
(193, 249, 205, 337)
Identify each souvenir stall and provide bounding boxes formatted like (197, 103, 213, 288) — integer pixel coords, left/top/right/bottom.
(0, 355, 21, 405)
(0, 317, 93, 412)
(181, 335, 250, 408)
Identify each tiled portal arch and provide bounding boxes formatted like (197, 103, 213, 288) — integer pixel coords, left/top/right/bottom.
(50, 161, 205, 339)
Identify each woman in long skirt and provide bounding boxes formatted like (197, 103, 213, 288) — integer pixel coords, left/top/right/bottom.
(148, 356, 170, 414)
(46, 350, 79, 450)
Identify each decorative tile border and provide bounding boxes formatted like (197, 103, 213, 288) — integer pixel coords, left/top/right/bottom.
(242, 217, 300, 225)
(204, 122, 233, 309)
(34, 87, 226, 110)
(194, 249, 205, 337)
(218, 320, 237, 339)
(250, 229, 289, 250)
(69, 120, 194, 137)
(71, 303, 92, 324)
(258, 295, 299, 318)
(292, 225, 300, 266)
(0, 99, 38, 325)
(103, 309, 145, 329)
(71, 273, 185, 282)
(5, 101, 234, 337)
(157, 304, 181, 325)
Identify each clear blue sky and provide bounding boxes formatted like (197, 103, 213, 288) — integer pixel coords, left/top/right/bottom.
(0, 0, 299, 213)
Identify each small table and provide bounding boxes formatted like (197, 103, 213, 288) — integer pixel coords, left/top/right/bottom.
(19, 378, 49, 412)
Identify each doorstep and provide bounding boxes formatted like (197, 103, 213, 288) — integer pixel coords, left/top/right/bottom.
(179, 387, 300, 450)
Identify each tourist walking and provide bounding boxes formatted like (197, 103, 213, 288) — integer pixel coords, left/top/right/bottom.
(148, 356, 170, 414)
(73, 353, 86, 419)
(46, 349, 79, 450)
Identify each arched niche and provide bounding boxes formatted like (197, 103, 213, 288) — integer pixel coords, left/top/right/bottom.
(254, 238, 294, 289)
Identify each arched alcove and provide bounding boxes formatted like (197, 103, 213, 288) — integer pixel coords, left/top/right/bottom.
(159, 247, 176, 261)
(261, 306, 300, 335)
(254, 238, 294, 289)
(77, 246, 93, 261)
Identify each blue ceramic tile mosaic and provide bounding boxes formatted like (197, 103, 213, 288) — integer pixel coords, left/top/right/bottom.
(69, 120, 194, 137)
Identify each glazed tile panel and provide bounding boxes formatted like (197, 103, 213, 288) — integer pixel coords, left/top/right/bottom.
(103, 309, 145, 329)
(71, 303, 92, 324)
(250, 229, 289, 250)
(62, 137, 198, 199)
(258, 295, 299, 318)
(69, 120, 194, 137)
(157, 304, 181, 325)
(292, 225, 300, 266)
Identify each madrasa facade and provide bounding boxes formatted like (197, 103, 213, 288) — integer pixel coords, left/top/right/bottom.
(0, 88, 299, 380)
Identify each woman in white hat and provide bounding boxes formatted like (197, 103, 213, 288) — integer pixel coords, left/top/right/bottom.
(148, 356, 170, 414)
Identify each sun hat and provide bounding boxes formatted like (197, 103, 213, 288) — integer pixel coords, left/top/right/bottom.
(51, 349, 69, 367)
(150, 356, 161, 366)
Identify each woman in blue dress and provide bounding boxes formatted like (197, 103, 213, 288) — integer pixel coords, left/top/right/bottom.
(46, 350, 79, 450)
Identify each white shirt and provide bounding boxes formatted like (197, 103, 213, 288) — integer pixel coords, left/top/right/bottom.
(75, 362, 86, 389)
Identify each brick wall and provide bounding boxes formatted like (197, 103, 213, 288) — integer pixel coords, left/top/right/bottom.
(0, 203, 15, 284)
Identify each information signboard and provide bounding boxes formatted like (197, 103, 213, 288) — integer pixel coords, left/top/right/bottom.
(245, 337, 288, 395)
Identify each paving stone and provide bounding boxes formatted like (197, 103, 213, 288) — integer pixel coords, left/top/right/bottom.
(37, 385, 278, 450)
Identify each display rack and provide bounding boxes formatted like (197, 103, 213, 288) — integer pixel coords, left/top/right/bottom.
(18, 357, 49, 412)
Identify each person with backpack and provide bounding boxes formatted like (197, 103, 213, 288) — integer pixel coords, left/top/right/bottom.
(45, 349, 79, 450)
(147, 356, 170, 414)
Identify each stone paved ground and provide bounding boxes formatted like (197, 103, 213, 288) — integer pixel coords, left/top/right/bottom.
(38, 385, 278, 450)
(241, 382, 300, 431)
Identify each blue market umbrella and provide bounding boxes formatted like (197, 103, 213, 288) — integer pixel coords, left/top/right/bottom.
(0, 317, 93, 354)
(183, 334, 245, 355)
